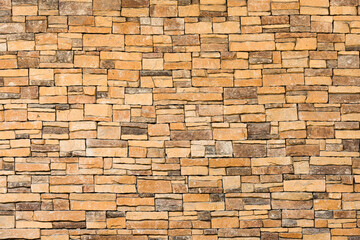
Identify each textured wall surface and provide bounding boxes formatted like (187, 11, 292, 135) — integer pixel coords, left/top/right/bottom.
(1, 0, 360, 239)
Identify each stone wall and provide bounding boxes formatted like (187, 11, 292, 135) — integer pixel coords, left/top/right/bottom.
(0, 0, 359, 239)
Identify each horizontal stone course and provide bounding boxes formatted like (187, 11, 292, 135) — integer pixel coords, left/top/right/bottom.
(0, 0, 359, 239)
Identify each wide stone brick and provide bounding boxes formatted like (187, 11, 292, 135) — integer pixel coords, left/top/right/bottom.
(1, 0, 359, 237)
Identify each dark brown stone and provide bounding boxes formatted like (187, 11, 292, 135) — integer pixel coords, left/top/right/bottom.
(233, 144, 266, 158)
(226, 167, 252, 176)
(343, 139, 360, 152)
(331, 0, 358, 5)
(247, 123, 271, 140)
(86, 139, 128, 148)
(261, 232, 278, 240)
(271, 200, 313, 209)
(262, 16, 289, 25)
(224, 87, 257, 99)
(218, 229, 260, 237)
(290, 15, 310, 27)
(18, 52, 39, 68)
(122, 0, 149, 8)
(0, 204, 15, 211)
(305, 68, 332, 77)
(333, 76, 360, 85)
(164, 18, 184, 31)
(310, 166, 352, 175)
(93, 0, 120, 11)
(253, 166, 294, 175)
(307, 126, 334, 139)
(39, 0, 58, 10)
(171, 130, 212, 140)
(21, 86, 38, 99)
(16, 202, 41, 211)
(330, 94, 360, 103)
(269, 210, 281, 219)
(338, 55, 359, 68)
(59, 2, 92, 15)
(43, 127, 69, 135)
(53, 222, 86, 229)
(140, 70, 172, 76)
(26, 19, 47, 33)
(106, 211, 125, 218)
(172, 35, 200, 46)
(177, 0, 191, 6)
(341, 104, 360, 113)
(333, 210, 356, 218)
(0, 93, 20, 99)
(286, 145, 320, 156)
(226, 198, 244, 210)
(122, 126, 147, 135)
(56, 51, 73, 63)
(155, 199, 182, 211)
(315, 211, 333, 218)
(249, 52, 273, 64)
(31, 144, 59, 152)
(198, 211, 211, 220)
(243, 198, 270, 205)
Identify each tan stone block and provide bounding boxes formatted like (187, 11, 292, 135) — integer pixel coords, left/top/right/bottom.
(252, 157, 292, 167)
(284, 180, 325, 192)
(60, 140, 85, 152)
(121, 7, 149, 17)
(117, 197, 154, 206)
(143, 58, 163, 70)
(295, 38, 317, 50)
(74, 55, 99, 68)
(213, 22, 240, 33)
(34, 211, 85, 221)
(193, 58, 220, 69)
(266, 107, 298, 121)
(125, 93, 152, 105)
(137, 180, 172, 193)
(299, 112, 340, 121)
(30, 69, 54, 81)
(0, 216, 14, 228)
(107, 217, 125, 229)
(179, 4, 200, 16)
(71, 201, 116, 210)
(148, 124, 170, 136)
(314, 199, 341, 210)
(150, 4, 177, 17)
(4, 110, 27, 122)
(113, 22, 140, 34)
(209, 158, 250, 167)
(230, 41, 275, 51)
(248, 0, 270, 11)
(55, 74, 82, 86)
(184, 202, 224, 211)
(0, 193, 40, 203)
(212, 217, 239, 228)
(125, 35, 152, 46)
(127, 220, 168, 229)
(84, 34, 124, 48)
(86, 148, 127, 157)
(8, 41, 35, 51)
(98, 126, 120, 139)
(213, 128, 246, 140)
(127, 212, 168, 220)
(0, 229, 40, 239)
(85, 104, 112, 117)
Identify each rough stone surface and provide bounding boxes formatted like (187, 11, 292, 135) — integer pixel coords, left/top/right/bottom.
(0, 1, 359, 239)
